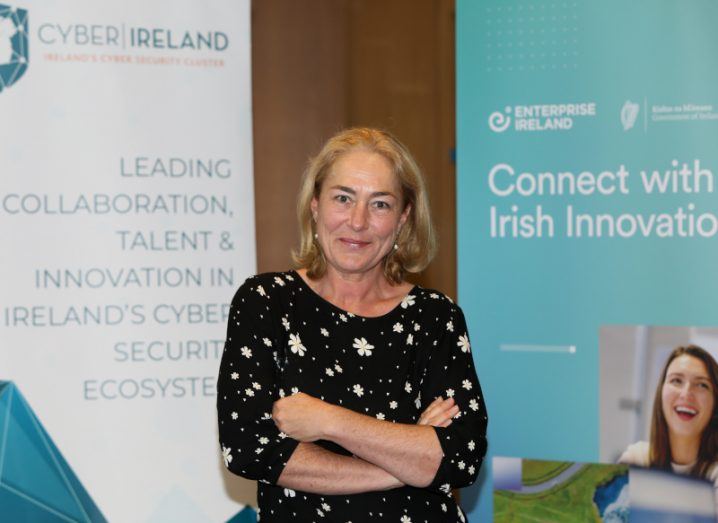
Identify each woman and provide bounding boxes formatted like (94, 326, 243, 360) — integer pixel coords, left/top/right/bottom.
(619, 345, 718, 493)
(217, 128, 487, 522)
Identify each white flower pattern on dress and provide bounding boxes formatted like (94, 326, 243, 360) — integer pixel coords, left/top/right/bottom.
(354, 337, 374, 356)
(288, 333, 306, 356)
(400, 294, 416, 308)
(393, 322, 404, 333)
(352, 384, 364, 397)
(222, 446, 232, 467)
(457, 334, 471, 353)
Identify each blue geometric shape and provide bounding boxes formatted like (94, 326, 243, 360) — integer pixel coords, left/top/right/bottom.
(0, 381, 106, 522)
(0, 4, 29, 92)
(226, 506, 257, 523)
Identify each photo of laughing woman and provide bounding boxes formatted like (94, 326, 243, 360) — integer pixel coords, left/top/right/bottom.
(619, 345, 718, 503)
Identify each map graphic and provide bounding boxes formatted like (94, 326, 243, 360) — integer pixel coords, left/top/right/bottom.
(494, 457, 629, 522)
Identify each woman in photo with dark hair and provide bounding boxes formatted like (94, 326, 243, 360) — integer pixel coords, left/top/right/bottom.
(619, 345, 718, 494)
(217, 128, 487, 522)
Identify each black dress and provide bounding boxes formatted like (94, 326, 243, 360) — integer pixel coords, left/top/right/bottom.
(217, 271, 487, 523)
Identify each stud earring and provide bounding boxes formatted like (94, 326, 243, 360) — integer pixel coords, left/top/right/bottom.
(393, 243, 399, 250)
(314, 233, 319, 240)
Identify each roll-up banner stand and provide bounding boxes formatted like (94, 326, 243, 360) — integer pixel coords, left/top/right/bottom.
(458, 1, 718, 520)
(0, 1, 255, 520)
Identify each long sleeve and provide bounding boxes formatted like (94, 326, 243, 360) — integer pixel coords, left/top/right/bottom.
(420, 303, 488, 491)
(217, 276, 299, 484)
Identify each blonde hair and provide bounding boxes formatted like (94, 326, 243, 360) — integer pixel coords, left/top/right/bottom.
(292, 127, 436, 284)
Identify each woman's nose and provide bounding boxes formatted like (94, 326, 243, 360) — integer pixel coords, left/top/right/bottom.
(349, 204, 368, 230)
(679, 382, 695, 397)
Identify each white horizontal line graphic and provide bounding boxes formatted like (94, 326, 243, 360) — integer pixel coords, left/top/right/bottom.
(500, 344, 576, 354)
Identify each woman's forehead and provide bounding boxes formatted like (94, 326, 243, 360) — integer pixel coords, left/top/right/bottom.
(324, 151, 400, 192)
(667, 354, 711, 378)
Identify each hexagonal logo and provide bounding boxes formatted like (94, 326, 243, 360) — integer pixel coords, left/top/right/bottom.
(0, 4, 28, 93)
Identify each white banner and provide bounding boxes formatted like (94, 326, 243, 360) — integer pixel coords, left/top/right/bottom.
(0, 1, 253, 520)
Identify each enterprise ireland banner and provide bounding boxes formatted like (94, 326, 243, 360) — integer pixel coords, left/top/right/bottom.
(0, 1, 254, 520)
(457, 1, 718, 520)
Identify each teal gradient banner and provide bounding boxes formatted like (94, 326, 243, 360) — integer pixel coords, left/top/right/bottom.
(457, 1, 718, 520)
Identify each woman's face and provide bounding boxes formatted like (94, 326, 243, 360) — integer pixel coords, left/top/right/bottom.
(662, 354, 715, 441)
(311, 149, 410, 279)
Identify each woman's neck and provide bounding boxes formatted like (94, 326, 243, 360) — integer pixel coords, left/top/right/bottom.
(297, 266, 410, 317)
(669, 433, 700, 466)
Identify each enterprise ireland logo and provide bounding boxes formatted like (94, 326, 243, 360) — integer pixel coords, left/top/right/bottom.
(488, 107, 512, 133)
(488, 102, 597, 133)
(0, 4, 28, 92)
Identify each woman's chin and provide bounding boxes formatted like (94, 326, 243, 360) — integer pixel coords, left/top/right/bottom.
(668, 420, 708, 439)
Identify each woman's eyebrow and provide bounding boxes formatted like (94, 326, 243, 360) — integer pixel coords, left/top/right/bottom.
(329, 185, 397, 198)
(330, 185, 356, 194)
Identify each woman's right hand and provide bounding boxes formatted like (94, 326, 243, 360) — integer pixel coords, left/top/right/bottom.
(417, 397, 459, 428)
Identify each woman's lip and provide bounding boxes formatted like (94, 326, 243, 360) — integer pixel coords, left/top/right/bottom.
(674, 405, 698, 420)
(339, 238, 371, 246)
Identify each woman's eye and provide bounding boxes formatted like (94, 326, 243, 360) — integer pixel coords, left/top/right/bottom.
(669, 377, 683, 386)
(334, 194, 350, 203)
(373, 201, 391, 209)
(699, 382, 711, 390)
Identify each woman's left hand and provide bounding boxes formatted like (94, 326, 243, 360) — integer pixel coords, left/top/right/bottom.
(417, 397, 459, 427)
(272, 392, 338, 442)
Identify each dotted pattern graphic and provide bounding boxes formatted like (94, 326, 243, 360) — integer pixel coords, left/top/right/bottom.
(483, 2, 581, 73)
